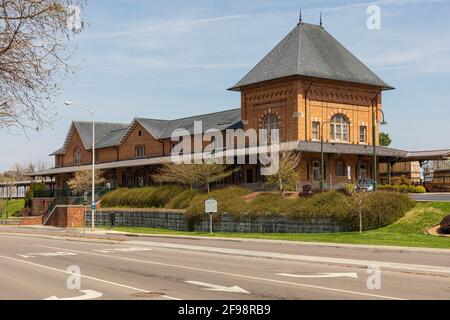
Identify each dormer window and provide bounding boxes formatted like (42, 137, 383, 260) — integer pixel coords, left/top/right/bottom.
(135, 145, 145, 158)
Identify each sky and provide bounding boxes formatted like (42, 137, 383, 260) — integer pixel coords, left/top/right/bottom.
(1, 0, 450, 171)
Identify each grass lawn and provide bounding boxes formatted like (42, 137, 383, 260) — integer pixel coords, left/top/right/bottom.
(105, 202, 450, 249)
(0, 199, 25, 219)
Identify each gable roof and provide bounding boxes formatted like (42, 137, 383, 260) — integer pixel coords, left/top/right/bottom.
(53, 108, 243, 154)
(229, 23, 393, 91)
(54, 121, 129, 155)
(74, 121, 129, 150)
(157, 108, 242, 139)
(117, 108, 242, 145)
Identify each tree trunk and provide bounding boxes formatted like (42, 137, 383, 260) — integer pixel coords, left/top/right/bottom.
(359, 212, 363, 234)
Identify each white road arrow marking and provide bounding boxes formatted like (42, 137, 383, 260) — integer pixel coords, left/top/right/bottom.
(18, 252, 77, 259)
(186, 281, 250, 294)
(277, 272, 359, 279)
(45, 289, 103, 300)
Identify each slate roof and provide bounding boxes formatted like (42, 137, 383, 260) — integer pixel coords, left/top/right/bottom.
(405, 150, 450, 161)
(51, 108, 243, 154)
(74, 121, 129, 150)
(157, 108, 242, 139)
(229, 23, 393, 91)
(294, 141, 408, 158)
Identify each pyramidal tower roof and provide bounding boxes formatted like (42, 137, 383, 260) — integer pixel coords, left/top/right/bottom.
(229, 22, 393, 91)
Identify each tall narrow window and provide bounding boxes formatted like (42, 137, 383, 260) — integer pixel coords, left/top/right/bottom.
(336, 161, 345, 176)
(261, 114, 278, 143)
(359, 126, 367, 144)
(330, 114, 350, 142)
(73, 148, 82, 166)
(135, 145, 145, 158)
(312, 121, 320, 140)
(312, 161, 321, 181)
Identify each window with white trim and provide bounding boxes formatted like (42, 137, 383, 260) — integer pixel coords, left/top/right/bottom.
(135, 145, 145, 158)
(359, 126, 367, 144)
(312, 121, 320, 140)
(330, 114, 349, 142)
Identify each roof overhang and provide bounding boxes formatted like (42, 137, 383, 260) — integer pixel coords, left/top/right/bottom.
(31, 141, 421, 177)
(403, 150, 450, 162)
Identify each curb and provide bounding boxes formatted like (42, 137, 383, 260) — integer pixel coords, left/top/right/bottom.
(0, 230, 124, 245)
(102, 231, 450, 254)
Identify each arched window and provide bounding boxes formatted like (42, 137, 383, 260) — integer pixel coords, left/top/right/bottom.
(73, 148, 82, 166)
(330, 114, 349, 142)
(135, 145, 145, 158)
(261, 114, 279, 143)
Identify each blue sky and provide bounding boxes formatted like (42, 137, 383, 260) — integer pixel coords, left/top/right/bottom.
(2, 0, 450, 171)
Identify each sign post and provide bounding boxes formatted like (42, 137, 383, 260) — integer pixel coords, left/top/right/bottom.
(83, 191, 88, 237)
(204, 198, 218, 234)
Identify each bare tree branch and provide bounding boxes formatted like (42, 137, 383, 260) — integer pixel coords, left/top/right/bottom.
(0, 0, 86, 132)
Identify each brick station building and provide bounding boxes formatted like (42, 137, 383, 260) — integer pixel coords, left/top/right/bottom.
(31, 22, 450, 191)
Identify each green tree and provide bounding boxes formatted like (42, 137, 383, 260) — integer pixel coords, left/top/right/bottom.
(379, 132, 392, 146)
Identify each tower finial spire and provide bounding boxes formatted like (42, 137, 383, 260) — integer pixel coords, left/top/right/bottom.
(298, 9, 302, 25)
(320, 11, 323, 27)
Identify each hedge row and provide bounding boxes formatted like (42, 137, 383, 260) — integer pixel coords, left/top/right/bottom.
(101, 186, 200, 209)
(377, 185, 426, 193)
(101, 186, 415, 232)
(185, 189, 415, 231)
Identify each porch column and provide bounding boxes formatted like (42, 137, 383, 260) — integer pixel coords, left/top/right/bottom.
(388, 161, 393, 185)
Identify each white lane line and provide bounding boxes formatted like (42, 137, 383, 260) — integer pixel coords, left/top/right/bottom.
(127, 240, 450, 275)
(0, 254, 181, 301)
(185, 281, 250, 294)
(37, 245, 405, 300)
(93, 247, 152, 254)
(277, 273, 359, 279)
(18, 252, 77, 259)
(45, 289, 103, 300)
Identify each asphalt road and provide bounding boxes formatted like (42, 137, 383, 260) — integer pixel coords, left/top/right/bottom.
(410, 193, 450, 202)
(0, 231, 449, 300)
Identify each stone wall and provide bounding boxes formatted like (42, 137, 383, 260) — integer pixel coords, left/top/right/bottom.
(91, 209, 349, 233)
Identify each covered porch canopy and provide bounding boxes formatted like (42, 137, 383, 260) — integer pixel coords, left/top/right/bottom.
(29, 141, 450, 180)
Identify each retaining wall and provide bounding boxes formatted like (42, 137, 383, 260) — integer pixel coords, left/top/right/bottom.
(90, 209, 349, 233)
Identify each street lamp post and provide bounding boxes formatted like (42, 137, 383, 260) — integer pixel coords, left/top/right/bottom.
(372, 107, 388, 191)
(320, 122, 330, 192)
(65, 101, 96, 231)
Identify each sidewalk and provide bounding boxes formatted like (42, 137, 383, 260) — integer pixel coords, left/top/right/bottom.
(92, 228, 450, 254)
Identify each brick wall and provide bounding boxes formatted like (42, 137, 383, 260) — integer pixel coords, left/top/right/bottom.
(118, 123, 164, 160)
(20, 216, 43, 226)
(31, 198, 53, 216)
(62, 130, 92, 166)
(241, 77, 382, 145)
(45, 206, 85, 228)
